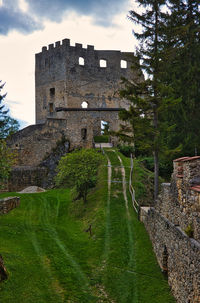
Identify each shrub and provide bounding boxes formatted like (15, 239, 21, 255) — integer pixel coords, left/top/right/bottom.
(55, 149, 104, 203)
(117, 145, 135, 157)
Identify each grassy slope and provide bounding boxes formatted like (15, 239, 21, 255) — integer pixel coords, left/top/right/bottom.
(0, 151, 175, 302)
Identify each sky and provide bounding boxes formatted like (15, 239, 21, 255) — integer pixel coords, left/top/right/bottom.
(0, 0, 137, 128)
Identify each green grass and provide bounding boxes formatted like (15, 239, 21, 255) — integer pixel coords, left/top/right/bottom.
(0, 151, 175, 302)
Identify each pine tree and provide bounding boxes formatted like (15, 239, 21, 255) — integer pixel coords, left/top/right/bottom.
(162, 0, 200, 156)
(118, 0, 179, 200)
(0, 81, 19, 138)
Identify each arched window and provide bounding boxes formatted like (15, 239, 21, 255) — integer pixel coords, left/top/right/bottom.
(79, 57, 85, 66)
(121, 60, 127, 69)
(81, 101, 88, 108)
(100, 59, 107, 68)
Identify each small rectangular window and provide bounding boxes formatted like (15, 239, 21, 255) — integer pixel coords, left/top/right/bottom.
(79, 57, 85, 66)
(81, 128, 87, 140)
(121, 60, 127, 69)
(50, 88, 55, 97)
(100, 59, 107, 68)
(49, 103, 53, 113)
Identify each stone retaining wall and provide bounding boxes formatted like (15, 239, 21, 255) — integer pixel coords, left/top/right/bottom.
(8, 166, 47, 192)
(0, 197, 20, 215)
(141, 207, 200, 303)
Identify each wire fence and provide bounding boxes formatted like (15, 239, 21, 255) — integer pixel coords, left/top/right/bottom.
(129, 153, 140, 215)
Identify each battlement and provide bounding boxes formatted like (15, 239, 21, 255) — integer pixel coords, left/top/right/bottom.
(36, 38, 135, 74)
(40, 38, 94, 53)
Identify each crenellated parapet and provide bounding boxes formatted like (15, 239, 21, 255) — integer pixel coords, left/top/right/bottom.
(36, 38, 134, 76)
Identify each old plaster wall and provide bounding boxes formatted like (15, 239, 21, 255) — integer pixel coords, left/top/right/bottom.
(140, 156, 200, 303)
(35, 38, 140, 124)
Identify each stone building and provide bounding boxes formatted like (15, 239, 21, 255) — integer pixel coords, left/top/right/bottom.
(141, 156, 200, 303)
(7, 38, 141, 191)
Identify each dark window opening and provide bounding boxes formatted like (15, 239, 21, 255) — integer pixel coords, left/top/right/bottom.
(81, 128, 87, 140)
(49, 103, 53, 113)
(50, 88, 55, 97)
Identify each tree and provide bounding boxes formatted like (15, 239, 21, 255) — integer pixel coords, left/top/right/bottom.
(118, 0, 181, 200)
(0, 81, 19, 138)
(0, 81, 19, 186)
(0, 140, 16, 187)
(55, 149, 104, 203)
(161, 0, 200, 156)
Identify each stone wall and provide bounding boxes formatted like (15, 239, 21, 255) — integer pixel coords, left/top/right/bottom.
(8, 166, 48, 192)
(35, 38, 141, 124)
(140, 156, 200, 303)
(7, 119, 68, 166)
(141, 207, 200, 303)
(156, 157, 200, 242)
(0, 197, 20, 215)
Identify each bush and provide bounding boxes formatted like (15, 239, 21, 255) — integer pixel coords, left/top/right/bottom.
(94, 135, 109, 143)
(117, 145, 135, 157)
(55, 149, 104, 203)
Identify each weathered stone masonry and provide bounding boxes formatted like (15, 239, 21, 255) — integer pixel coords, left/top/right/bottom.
(141, 157, 200, 303)
(7, 39, 141, 191)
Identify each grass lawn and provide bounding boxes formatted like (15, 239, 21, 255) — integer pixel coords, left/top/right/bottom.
(0, 150, 175, 302)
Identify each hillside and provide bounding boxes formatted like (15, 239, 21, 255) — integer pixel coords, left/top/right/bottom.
(0, 150, 175, 302)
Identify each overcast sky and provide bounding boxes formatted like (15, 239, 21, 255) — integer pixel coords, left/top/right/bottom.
(0, 0, 137, 127)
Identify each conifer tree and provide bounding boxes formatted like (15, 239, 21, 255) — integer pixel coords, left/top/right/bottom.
(162, 0, 200, 155)
(0, 81, 19, 138)
(119, 0, 179, 200)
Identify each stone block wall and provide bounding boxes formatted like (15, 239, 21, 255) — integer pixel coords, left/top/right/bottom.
(7, 119, 68, 167)
(8, 166, 47, 192)
(140, 156, 200, 302)
(0, 197, 20, 215)
(141, 207, 200, 303)
(156, 157, 200, 242)
(35, 38, 142, 124)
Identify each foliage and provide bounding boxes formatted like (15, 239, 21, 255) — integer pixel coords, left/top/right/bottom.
(0, 81, 19, 139)
(0, 140, 16, 187)
(138, 156, 173, 180)
(117, 144, 135, 158)
(55, 149, 104, 203)
(118, 0, 180, 199)
(161, 0, 200, 156)
(94, 135, 109, 143)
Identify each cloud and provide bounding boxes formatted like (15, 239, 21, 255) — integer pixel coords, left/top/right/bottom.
(0, 0, 42, 35)
(0, 0, 130, 35)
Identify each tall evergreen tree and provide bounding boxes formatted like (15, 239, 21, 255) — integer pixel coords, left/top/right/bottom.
(162, 0, 200, 155)
(0, 81, 19, 186)
(118, 0, 179, 200)
(0, 81, 19, 138)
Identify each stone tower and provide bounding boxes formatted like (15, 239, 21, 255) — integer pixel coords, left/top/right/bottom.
(35, 38, 139, 124)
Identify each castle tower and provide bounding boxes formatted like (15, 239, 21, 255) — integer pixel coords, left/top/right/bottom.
(35, 39, 139, 124)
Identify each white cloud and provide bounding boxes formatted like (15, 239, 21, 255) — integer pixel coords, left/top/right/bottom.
(18, 0, 29, 13)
